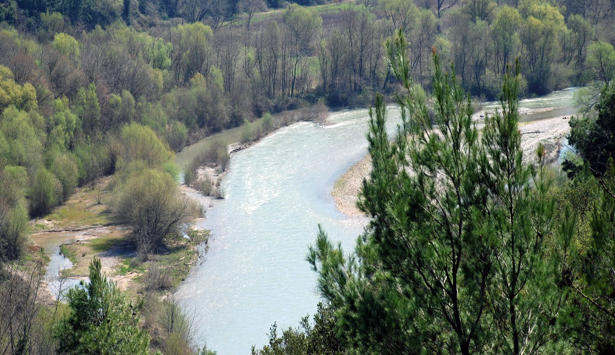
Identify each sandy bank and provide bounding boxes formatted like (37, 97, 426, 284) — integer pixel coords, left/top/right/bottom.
(333, 115, 572, 217)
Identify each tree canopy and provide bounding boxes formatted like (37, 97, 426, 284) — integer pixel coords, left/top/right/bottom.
(308, 31, 561, 355)
(54, 257, 150, 355)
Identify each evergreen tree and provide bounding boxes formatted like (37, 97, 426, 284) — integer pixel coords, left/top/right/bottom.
(481, 61, 562, 354)
(568, 84, 615, 176)
(54, 257, 150, 355)
(561, 162, 615, 353)
(308, 30, 559, 354)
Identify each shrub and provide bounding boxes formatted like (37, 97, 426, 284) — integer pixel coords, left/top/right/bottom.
(0, 203, 28, 260)
(241, 119, 254, 144)
(185, 140, 229, 186)
(29, 167, 62, 217)
(183, 168, 194, 186)
(216, 146, 229, 171)
(165, 120, 188, 152)
(50, 154, 79, 201)
(144, 264, 173, 291)
(111, 168, 196, 256)
(120, 123, 173, 168)
(199, 178, 214, 196)
(261, 113, 273, 133)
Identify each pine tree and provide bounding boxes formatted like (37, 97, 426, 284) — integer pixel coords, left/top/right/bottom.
(54, 257, 150, 355)
(308, 30, 560, 354)
(481, 61, 562, 355)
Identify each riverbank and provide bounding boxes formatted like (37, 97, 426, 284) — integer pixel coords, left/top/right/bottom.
(181, 104, 329, 198)
(30, 177, 209, 300)
(332, 113, 573, 217)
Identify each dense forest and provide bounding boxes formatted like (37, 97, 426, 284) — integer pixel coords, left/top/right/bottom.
(1, 0, 615, 354)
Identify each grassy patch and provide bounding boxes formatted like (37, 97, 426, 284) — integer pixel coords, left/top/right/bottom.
(59, 244, 77, 265)
(118, 258, 146, 276)
(176, 114, 276, 171)
(89, 233, 125, 253)
(45, 179, 113, 230)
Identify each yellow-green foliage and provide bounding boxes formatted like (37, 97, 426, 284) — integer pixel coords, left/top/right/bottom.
(51, 32, 80, 60)
(49, 97, 79, 151)
(40, 11, 65, 34)
(173, 22, 213, 81)
(119, 123, 174, 169)
(0, 106, 44, 173)
(0, 66, 37, 112)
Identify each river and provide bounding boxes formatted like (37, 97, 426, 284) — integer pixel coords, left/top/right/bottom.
(175, 88, 579, 354)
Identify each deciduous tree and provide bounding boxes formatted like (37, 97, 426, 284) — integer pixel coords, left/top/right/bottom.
(111, 168, 195, 255)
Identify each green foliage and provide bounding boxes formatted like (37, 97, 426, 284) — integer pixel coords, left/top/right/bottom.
(0, 164, 29, 259)
(54, 257, 150, 354)
(111, 168, 195, 255)
(567, 163, 615, 352)
(40, 11, 65, 35)
(379, 0, 418, 36)
(309, 31, 560, 354)
(72, 139, 117, 185)
(480, 62, 560, 354)
(586, 41, 615, 84)
(50, 153, 79, 201)
(74, 83, 101, 136)
(119, 122, 173, 169)
(518, 0, 567, 94)
(241, 119, 255, 143)
(0, 1, 16, 25)
(49, 97, 79, 151)
(165, 120, 188, 152)
(29, 166, 62, 217)
(173, 22, 213, 83)
(0, 106, 43, 174)
(0, 195, 28, 260)
(261, 113, 273, 133)
(51, 32, 80, 60)
(251, 303, 343, 355)
(491, 6, 522, 75)
(0, 65, 38, 112)
(567, 84, 615, 176)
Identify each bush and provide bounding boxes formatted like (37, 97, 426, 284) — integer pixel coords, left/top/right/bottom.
(0, 203, 28, 260)
(160, 297, 194, 354)
(73, 140, 117, 185)
(29, 167, 62, 217)
(199, 178, 214, 196)
(183, 168, 194, 186)
(144, 264, 173, 291)
(241, 119, 254, 144)
(185, 140, 229, 186)
(120, 123, 173, 168)
(165, 120, 188, 152)
(50, 154, 79, 201)
(216, 146, 229, 171)
(111, 168, 196, 256)
(261, 113, 273, 133)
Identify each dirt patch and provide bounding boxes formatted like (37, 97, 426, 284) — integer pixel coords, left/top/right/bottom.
(518, 116, 570, 164)
(332, 156, 372, 217)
